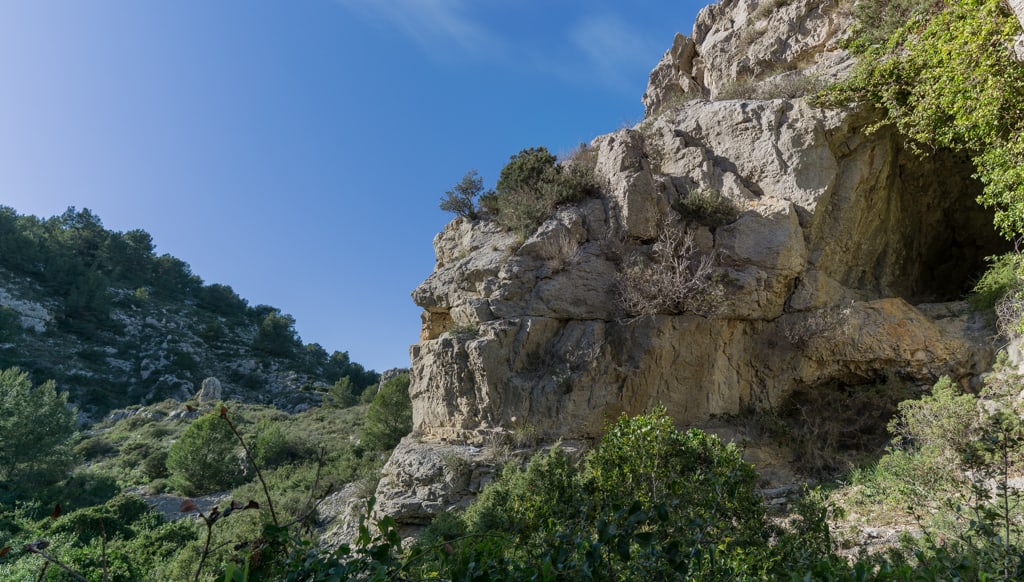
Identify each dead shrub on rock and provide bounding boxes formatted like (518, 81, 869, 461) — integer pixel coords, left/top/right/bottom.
(538, 230, 580, 273)
(616, 223, 724, 317)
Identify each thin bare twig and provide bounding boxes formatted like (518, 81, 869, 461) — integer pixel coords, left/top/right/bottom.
(220, 405, 278, 525)
(26, 543, 90, 582)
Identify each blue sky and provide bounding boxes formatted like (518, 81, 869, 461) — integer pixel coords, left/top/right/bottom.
(0, 1, 705, 373)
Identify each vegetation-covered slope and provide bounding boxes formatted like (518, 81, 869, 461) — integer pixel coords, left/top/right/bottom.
(0, 369, 413, 581)
(0, 205, 378, 420)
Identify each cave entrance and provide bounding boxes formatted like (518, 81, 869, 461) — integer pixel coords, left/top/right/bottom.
(888, 150, 1012, 303)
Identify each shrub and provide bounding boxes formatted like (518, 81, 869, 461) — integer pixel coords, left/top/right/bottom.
(833, 368, 1024, 568)
(142, 449, 169, 480)
(166, 411, 243, 496)
(0, 306, 21, 341)
(251, 419, 291, 468)
(483, 146, 603, 238)
(971, 253, 1024, 311)
(463, 446, 580, 539)
(49, 493, 151, 545)
(847, 0, 946, 52)
(53, 470, 121, 511)
(252, 310, 301, 358)
(74, 437, 117, 461)
(360, 373, 412, 451)
(673, 187, 739, 227)
(323, 375, 358, 408)
(617, 223, 724, 317)
(971, 252, 1024, 338)
(439, 170, 487, 220)
(716, 71, 827, 101)
(0, 368, 77, 500)
(426, 407, 807, 580)
(197, 283, 248, 320)
(496, 147, 558, 195)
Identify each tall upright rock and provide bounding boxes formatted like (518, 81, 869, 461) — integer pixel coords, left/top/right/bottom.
(374, 0, 1009, 530)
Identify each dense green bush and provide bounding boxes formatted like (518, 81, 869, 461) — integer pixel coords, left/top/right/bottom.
(166, 412, 244, 496)
(0, 496, 198, 582)
(971, 253, 1024, 311)
(414, 407, 830, 580)
(251, 419, 292, 468)
(0, 368, 77, 501)
(252, 310, 302, 358)
(323, 376, 358, 408)
(452, 146, 604, 238)
(360, 374, 412, 451)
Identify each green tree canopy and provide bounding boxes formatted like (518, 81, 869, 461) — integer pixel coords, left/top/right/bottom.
(360, 373, 412, 451)
(166, 411, 243, 496)
(253, 310, 301, 358)
(495, 147, 558, 197)
(0, 368, 77, 499)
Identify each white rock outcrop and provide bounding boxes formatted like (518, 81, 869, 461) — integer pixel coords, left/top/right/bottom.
(379, 0, 1010, 530)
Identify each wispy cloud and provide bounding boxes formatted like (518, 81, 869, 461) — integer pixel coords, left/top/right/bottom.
(335, 0, 501, 57)
(567, 14, 660, 91)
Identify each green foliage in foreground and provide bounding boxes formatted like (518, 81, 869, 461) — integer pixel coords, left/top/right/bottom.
(971, 252, 1024, 312)
(14, 372, 1024, 580)
(230, 407, 836, 581)
(833, 364, 1024, 580)
(0, 368, 77, 501)
(437, 410, 803, 580)
(820, 0, 1024, 239)
(0, 494, 198, 582)
(359, 374, 412, 452)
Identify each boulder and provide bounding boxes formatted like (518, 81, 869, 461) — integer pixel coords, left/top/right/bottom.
(196, 377, 223, 402)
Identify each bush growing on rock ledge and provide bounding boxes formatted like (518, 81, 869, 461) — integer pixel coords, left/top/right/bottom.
(439, 170, 486, 220)
(672, 187, 740, 228)
(616, 222, 725, 318)
(440, 146, 603, 239)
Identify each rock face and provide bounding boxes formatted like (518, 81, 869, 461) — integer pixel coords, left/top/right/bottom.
(196, 377, 223, 402)
(644, 0, 854, 115)
(410, 104, 1002, 442)
(379, 0, 1010, 527)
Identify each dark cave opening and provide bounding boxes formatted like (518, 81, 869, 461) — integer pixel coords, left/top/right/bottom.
(888, 150, 1012, 304)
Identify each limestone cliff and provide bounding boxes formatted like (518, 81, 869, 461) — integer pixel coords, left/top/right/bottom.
(374, 0, 1009, 530)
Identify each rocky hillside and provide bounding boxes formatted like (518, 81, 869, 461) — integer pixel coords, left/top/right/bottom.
(0, 207, 376, 422)
(375, 0, 1011, 530)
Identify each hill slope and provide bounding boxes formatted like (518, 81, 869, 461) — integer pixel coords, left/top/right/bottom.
(0, 206, 377, 421)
